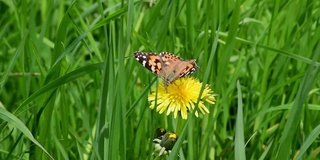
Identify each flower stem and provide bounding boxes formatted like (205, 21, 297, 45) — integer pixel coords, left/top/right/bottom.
(176, 116, 186, 135)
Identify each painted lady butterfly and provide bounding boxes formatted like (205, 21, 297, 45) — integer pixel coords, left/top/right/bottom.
(134, 51, 199, 87)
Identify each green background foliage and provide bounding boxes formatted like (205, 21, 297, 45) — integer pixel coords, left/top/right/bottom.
(0, 0, 319, 159)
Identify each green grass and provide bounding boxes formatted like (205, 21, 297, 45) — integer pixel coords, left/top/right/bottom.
(1, 0, 320, 159)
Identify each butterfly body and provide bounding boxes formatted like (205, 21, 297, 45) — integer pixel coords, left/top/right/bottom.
(134, 51, 199, 86)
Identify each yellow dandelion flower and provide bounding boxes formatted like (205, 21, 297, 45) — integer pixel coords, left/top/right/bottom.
(148, 77, 216, 119)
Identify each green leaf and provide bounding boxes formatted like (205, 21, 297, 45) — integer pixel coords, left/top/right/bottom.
(0, 107, 54, 160)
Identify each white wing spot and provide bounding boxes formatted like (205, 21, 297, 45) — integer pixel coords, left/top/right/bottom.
(142, 60, 147, 67)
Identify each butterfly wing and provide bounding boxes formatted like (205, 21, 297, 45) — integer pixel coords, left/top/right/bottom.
(164, 59, 199, 85)
(159, 52, 199, 86)
(134, 51, 163, 75)
(159, 52, 183, 73)
(177, 59, 199, 78)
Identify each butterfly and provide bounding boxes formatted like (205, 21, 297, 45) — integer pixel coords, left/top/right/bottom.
(134, 51, 199, 87)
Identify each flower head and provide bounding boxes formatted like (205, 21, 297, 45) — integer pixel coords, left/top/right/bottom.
(152, 128, 178, 157)
(148, 77, 216, 119)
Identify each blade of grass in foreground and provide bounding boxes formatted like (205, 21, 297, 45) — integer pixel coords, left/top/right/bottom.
(0, 107, 54, 160)
(277, 46, 320, 159)
(235, 80, 246, 160)
(295, 124, 320, 159)
(168, 120, 189, 160)
(0, 33, 27, 93)
(17, 63, 104, 112)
